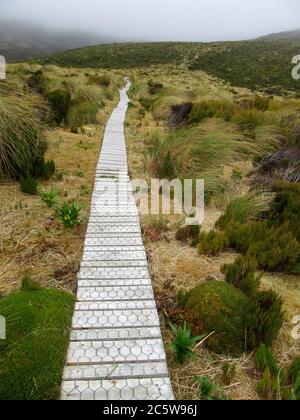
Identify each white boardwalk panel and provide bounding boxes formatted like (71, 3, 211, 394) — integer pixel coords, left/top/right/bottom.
(61, 79, 174, 400)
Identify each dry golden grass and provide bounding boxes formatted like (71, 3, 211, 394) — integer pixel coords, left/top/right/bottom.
(0, 64, 122, 295)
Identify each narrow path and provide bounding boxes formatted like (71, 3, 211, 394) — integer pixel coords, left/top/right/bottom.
(61, 80, 174, 400)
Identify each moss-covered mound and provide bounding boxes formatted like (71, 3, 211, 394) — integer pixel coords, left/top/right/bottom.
(185, 281, 248, 356)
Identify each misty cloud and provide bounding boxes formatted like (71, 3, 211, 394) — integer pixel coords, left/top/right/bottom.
(1, 0, 300, 42)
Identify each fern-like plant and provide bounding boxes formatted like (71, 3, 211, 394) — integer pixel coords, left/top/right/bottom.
(169, 321, 203, 364)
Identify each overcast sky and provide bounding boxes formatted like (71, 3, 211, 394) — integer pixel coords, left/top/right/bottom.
(1, 0, 300, 42)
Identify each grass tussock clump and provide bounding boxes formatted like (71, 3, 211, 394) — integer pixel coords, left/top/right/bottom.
(0, 81, 47, 180)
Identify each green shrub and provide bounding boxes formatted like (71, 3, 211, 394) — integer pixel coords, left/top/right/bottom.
(195, 375, 225, 400)
(257, 368, 279, 400)
(198, 231, 229, 256)
(20, 176, 38, 195)
(225, 221, 300, 273)
(169, 321, 204, 364)
(268, 190, 300, 242)
(216, 194, 268, 230)
(221, 256, 260, 297)
(144, 215, 169, 232)
(287, 357, 300, 384)
(243, 290, 284, 351)
(139, 97, 153, 112)
(185, 281, 248, 355)
(255, 344, 279, 376)
(40, 186, 58, 208)
(32, 157, 56, 180)
(27, 69, 49, 94)
(67, 98, 98, 132)
(176, 224, 200, 243)
(47, 90, 71, 124)
(55, 201, 81, 228)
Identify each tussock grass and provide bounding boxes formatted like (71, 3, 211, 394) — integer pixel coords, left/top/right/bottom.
(0, 80, 46, 179)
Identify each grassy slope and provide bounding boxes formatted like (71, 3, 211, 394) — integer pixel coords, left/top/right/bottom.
(36, 38, 300, 96)
(0, 288, 75, 400)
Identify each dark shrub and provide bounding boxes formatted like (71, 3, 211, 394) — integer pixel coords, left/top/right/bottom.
(255, 344, 279, 376)
(139, 97, 153, 112)
(287, 357, 300, 384)
(168, 102, 193, 128)
(32, 157, 56, 180)
(225, 221, 300, 273)
(185, 281, 248, 355)
(20, 176, 38, 195)
(176, 224, 200, 244)
(243, 290, 284, 351)
(47, 90, 71, 124)
(148, 81, 163, 95)
(27, 69, 48, 94)
(198, 231, 229, 256)
(221, 256, 260, 297)
(257, 368, 279, 400)
(268, 190, 300, 242)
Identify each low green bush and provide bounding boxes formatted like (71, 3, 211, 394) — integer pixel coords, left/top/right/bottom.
(255, 344, 279, 376)
(287, 357, 300, 384)
(243, 290, 284, 351)
(47, 90, 71, 124)
(176, 224, 200, 244)
(32, 157, 56, 180)
(169, 321, 203, 364)
(257, 368, 279, 400)
(67, 98, 98, 132)
(221, 256, 260, 297)
(185, 281, 248, 355)
(225, 221, 300, 273)
(20, 176, 38, 195)
(198, 231, 229, 256)
(195, 375, 225, 400)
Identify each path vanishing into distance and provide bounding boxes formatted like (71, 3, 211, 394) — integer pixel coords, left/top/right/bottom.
(61, 79, 174, 400)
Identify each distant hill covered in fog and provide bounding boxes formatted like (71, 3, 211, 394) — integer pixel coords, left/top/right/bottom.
(0, 20, 115, 62)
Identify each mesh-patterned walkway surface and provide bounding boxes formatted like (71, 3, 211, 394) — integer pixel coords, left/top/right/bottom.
(61, 80, 174, 400)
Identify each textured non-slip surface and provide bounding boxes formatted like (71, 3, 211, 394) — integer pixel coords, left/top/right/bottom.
(61, 80, 174, 401)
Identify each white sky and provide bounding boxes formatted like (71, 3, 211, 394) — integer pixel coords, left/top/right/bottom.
(1, 0, 300, 41)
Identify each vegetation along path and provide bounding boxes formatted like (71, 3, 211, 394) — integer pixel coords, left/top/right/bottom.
(61, 79, 174, 400)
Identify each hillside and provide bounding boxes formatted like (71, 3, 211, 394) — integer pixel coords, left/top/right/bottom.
(36, 36, 300, 96)
(0, 20, 114, 62)
(258, 28, 300, 41)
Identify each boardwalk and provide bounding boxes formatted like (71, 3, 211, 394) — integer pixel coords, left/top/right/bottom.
(61, 80, 174, 400)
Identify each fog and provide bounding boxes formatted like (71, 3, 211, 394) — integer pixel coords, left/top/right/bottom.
(1, 0, 300, 42)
